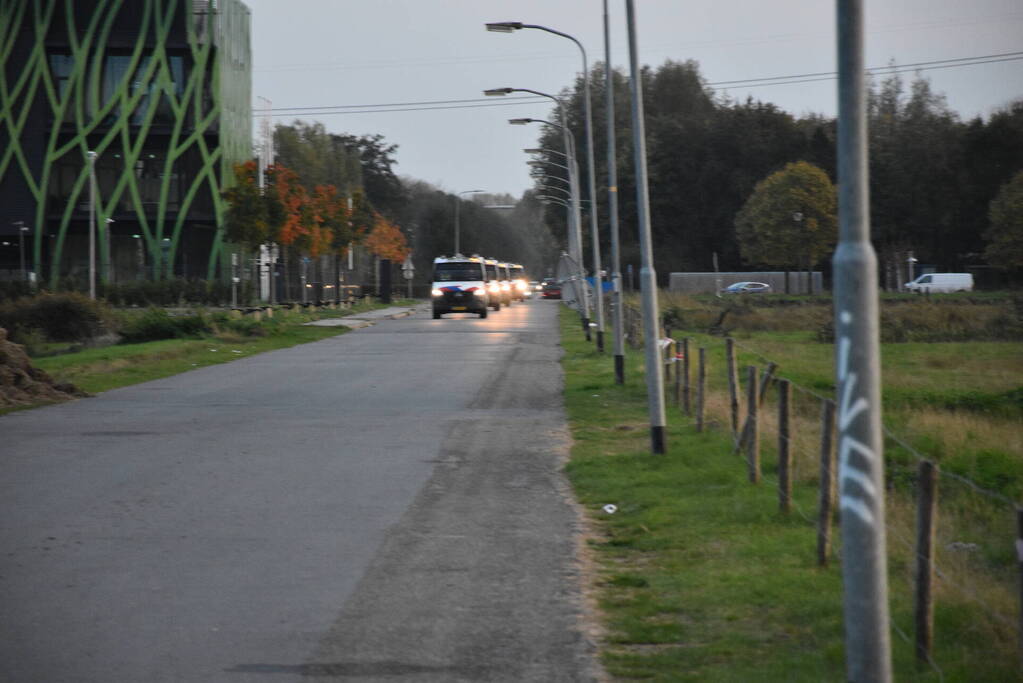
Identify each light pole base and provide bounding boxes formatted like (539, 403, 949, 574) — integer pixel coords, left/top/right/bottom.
(582, 316, 591, 341)
(596, 330, 604, 352)
(614, 354, 624, 385)
(650, 425, 666, 454)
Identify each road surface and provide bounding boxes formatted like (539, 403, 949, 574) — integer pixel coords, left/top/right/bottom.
(0, 300, 602, 682)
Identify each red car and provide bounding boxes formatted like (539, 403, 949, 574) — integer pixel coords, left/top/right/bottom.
(541, 279, 562, 299)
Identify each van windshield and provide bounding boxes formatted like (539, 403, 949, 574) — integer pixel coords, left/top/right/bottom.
(434, 263, 483, 282)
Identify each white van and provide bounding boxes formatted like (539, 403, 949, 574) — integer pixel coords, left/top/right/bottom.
(904, 273, 973, 293)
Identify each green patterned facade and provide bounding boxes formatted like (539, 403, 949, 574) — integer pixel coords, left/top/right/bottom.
(0, 0, 251, 284)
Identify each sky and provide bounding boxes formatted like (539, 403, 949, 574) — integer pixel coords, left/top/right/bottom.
(242, 0, 1023, 198)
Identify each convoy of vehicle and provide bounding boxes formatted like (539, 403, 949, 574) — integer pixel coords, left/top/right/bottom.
(432, 255, 537, 319)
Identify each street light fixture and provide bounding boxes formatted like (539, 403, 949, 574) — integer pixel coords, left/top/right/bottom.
(454, 189, 486, 255)
(486, 20, 606, 351)
(507, 116, 591, 338)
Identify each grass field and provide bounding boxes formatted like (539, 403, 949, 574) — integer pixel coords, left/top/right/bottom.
(22, 300, 413, 399)
(562, 294, 1022, 681)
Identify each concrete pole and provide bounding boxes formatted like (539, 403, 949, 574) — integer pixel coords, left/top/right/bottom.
(604, 0, 625, 382)
(834, 1, 893, 680)
(625, 0, 667, 454)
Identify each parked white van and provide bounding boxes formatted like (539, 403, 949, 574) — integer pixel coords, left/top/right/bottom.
(904, 273, 973, 293)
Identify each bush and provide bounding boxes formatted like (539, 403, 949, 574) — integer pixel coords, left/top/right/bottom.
(0, 292, 112, 342)
(117, 308, 211, 343)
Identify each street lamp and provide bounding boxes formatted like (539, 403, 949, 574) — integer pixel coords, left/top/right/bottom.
(87, 150, 97, 299)
(454, 189, 486, 255)
(603, 0, 626, 383)
(624, 0, 667, 454)
(13, 221, 28, 282)
(509, 116, 592, 339)
(486, 21, 606, 351)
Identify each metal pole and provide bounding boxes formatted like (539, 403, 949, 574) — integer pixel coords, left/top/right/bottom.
(604, 0, 625, 381)
(15, 222, 26, 281)
(625, 0, 667, 454)
(577, 39, 605, 352)
(87, 150, 97, 299)
(454, 198, 461, 255)
(835, 1, 892, 680)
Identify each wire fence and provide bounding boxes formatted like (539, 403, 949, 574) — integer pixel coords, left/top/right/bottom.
(621, 301, 1022, 675)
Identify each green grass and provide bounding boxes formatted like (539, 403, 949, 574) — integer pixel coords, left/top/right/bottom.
(16, 300, 418, 401)
(560, 306, 1021, 681)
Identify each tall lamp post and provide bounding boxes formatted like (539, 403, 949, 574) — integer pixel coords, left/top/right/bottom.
(510, 116, 592, 340)
(13, 221, 27, 282)
(603, 0, 626, 382)
(87, 150, 97, 299)
(454, 189, 486, 255)
(624, 0, 667, 454)
(487, 21, 606, 351)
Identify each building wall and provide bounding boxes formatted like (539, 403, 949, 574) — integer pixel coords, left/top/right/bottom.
(0, 0, 251, 285)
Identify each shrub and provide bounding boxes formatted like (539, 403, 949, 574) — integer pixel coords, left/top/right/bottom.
(117, 308, 211, 343)
(0, 292, 112, 342)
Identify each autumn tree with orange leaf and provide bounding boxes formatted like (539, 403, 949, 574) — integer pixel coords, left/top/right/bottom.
(365, 213, 410, 262)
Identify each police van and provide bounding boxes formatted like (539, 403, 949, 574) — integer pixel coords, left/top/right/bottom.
(431, 255, 490, 319)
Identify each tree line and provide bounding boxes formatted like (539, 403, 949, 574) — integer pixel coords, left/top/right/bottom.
(533, 60, 1023, 286)
(225, 121, 561, 289)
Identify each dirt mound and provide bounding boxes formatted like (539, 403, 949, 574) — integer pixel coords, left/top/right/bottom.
(0, 328, 90, 409)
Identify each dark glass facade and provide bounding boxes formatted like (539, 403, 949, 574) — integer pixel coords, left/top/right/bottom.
(0, 0, 252, 284)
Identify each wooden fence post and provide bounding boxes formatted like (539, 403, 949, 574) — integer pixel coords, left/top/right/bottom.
(758, 361, 778, 406)
(817, 399, 837, 567)
(915, 460, 938, 667)
(746, 365, 760, 483)
(682, 338, 691, 415)
(778, 379, 791, 513)
(696, 347, 707, 432)
(726, 337, 740, 440)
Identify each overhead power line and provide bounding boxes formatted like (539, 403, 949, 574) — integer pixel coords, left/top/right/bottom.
(707, 50, 1023, 90)
(258, 50, 1023, 117)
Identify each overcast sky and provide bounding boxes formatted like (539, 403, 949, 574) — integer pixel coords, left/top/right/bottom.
(242, 0, 1023, 198)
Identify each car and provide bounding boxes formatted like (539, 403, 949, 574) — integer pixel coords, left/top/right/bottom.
(510, 263, 529, 301)
(541, 278, 562, 300)
(904, 272, 973, 293)
(483, 258, 503, 310)
(431, 255, 490, 319)
(721, 281, 772, 294)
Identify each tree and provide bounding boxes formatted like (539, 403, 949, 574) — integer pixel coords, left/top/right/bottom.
(222, 161, 269, 251)
(984, 170, 1023, 268)
(365, 213, 410, 261)
(734, 161, 837, 270)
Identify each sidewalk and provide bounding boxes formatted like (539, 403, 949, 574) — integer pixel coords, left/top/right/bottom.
(303, 302, 425, 329)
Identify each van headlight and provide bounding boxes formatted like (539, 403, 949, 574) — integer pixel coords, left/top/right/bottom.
(431, 288, 443, 297)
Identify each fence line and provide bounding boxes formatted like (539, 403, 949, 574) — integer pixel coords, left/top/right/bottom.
(656, 331, 1020, 673)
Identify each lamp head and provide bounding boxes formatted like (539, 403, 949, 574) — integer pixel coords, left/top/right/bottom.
(485, 21, 523, 33)
(508, 118, 532, 125)
(523, 148, 543, 154)
(483, 88, 513, 96)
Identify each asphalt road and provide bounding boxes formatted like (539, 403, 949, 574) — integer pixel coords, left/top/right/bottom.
(0, 299, 602, 682)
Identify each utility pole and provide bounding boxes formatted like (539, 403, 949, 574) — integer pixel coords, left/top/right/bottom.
(87, 151, 97, 299)
(604, 0, 625, 383)
(625, 0, 667, 454)
(834, 1, 892, 680)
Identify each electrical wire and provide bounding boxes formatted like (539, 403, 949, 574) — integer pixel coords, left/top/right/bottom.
(257, 50, 1023, 117)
